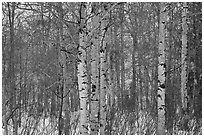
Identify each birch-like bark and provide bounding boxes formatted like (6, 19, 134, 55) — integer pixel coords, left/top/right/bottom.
(78, 2, 89, 134)
(99, 12, 108, 135)
(181, 2, 188, 111)
(90, 4, 100, 134)
(157, 2, 167, 135)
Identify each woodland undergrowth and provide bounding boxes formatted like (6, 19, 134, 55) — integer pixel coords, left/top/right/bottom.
(2, 110, 202, 135)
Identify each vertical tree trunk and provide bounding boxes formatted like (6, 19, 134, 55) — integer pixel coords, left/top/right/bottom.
(131, 36, 137, 110)
(157, 2, 167, 135)
(110, 26, 115, 108)
(165, 6, 174, 134)
(152, 2, 160, 121)
(138, 66, 143, 110)
(18, 46, 22, 129)
(181, 2, 188, 111)
(106, 24, 115, 135)
(99, 46, 106, 134)
(113, 24, 121, 109)
(106, 22, 116, 134)
(99, 12, 108, 135)
(119, 4, 125, 108)
(23, 45, 28, 113)
(78, 2, 89, 134)
(57, 3, 67, 134)
(8, 2, 17, 134)
(144, 65, 150, 110)
(89, 5, 100, 134)
(89, 42, 99, 134)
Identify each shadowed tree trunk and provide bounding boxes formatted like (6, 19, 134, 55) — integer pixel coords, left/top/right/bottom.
(89, 3, 100, 134)
(181, 2, 188, 111)
(165, 5, 174, 134)
(131, 36, 137, 111)
(119, 4, 125, 108)
(157, 2, 167, 135)
(8, 2, 17, 134)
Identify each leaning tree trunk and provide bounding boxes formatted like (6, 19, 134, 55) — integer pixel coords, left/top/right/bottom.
(157, 2, 167, 135)
(181, 2, 188, 111)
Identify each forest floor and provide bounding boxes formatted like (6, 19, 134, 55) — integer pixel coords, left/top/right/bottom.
(2, 110, 202, 135)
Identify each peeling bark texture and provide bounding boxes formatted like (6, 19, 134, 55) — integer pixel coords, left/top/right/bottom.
(181, 2, 188, 111)
(157, 2, 167, 135)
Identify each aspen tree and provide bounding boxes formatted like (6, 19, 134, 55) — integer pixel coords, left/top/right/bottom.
(181, 2, 188, 111)
(157, 2, 167, 135)
(89, 3, 100, 134)
(78, 2, 90, 134)
(89, 41, 100, 134)
(99, 8, 108, 135)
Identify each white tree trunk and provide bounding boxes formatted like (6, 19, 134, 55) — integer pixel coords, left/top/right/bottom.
(78, 45, 89, 134)
(78, 3, 111, 134)
(181, 2, 188, 111)
(157, 2, 167, 135)
(99, 42, 106, 135)
(99, 13, 108, 135)
(78, 2, 89, 134)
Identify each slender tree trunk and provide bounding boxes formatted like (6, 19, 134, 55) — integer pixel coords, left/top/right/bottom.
(113, 24, 121, 109)
(119, 4, 125, 108)
(89, 43, 100, 134)
(89, 6, 100, 134)
(144, 65, 150, 110)
(157, 2, 167, 135)
(166, 7, 174, 134)
(56, 3, 67, 134)
(181, 2, 188, 111)
(99, 12, 108, 135)
(8, 2, 17, 134)
(152, 2, 160, 121)
(23, 43, 28, 113)
(138, 66, 143, 110)
(110, 43, 116, 109)
(18, 45, 22, 129)
(106, 23, 116, 134)
(78, 2, 89, 134)
(131, 36, 137, 111)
